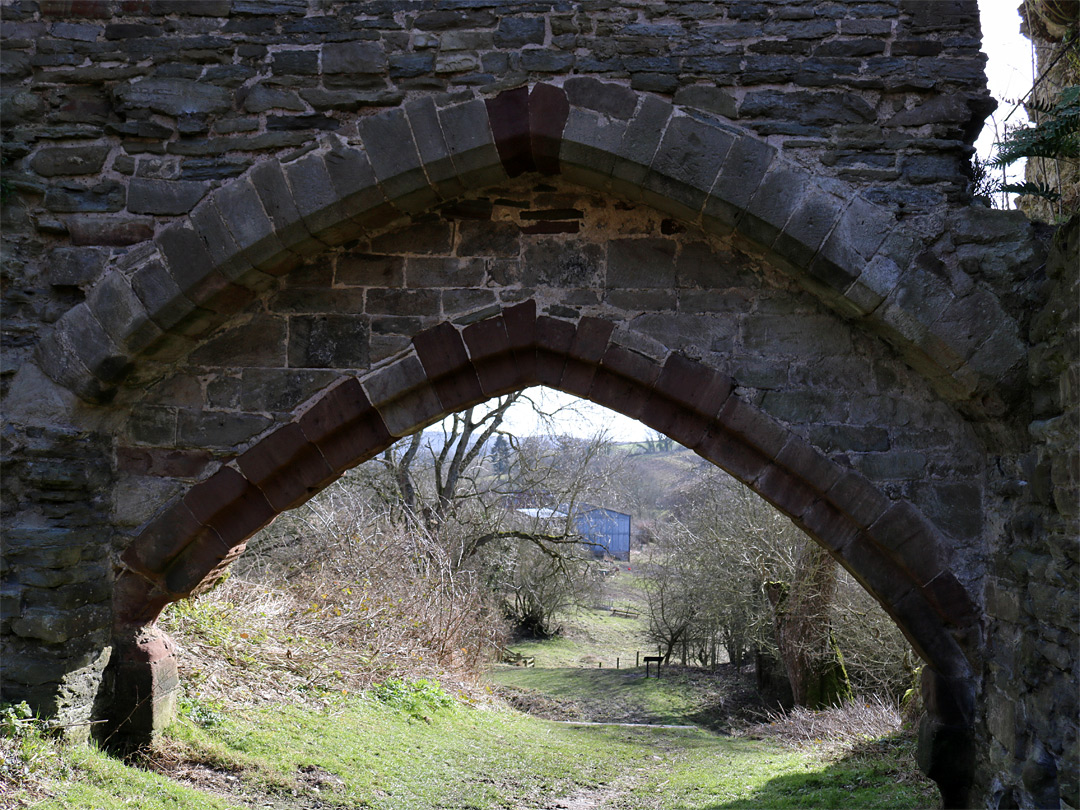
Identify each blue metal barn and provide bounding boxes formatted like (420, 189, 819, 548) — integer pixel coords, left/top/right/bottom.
(515, 503, 632, 561)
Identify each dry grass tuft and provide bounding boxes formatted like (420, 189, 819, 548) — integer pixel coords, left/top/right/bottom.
(741, 697, 905, 749)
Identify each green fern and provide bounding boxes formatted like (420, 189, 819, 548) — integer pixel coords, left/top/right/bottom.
(989, 85, 1080, 170)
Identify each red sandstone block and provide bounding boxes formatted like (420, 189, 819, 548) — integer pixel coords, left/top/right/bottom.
(530, 83, 570, 175)
(568, 317, 614, 363)
(414, 322, 470, 379)
(503, 300, 538, 384)
(298, 378, 393, 471)
(362, 354, 445, 436)
(774, 434, 844, 492)
(162, 531, 237, 597)
(717, 395, 788, 459)
(534, 316, 575, 386)
(840, 533, 915, 606)
(696, 427, 771, 484)
(753, 464, 817, 519)
(237, 423, 336, 512)
(122, 501, 204, 576)
(588, 345, 660, 420)
(826, 470, 891, 528)
(486, 86, 534, 177)
(117, 447, 214, 478)
(797, 499, 860, 553)
(413, 322, 485, 410)
(921, 667, 976, 727)
(182, 466, 275, 548)
(462, 316, 521, 396)
(870, 501, 947, 587)
(923, 571, 979, 630)
(112, 569, 175, 628)
(891, 588, 973, 679)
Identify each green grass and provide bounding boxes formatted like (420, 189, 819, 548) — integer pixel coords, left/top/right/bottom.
(24, 693, 935, 810)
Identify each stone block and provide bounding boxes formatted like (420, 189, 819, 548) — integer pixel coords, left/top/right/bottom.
(323, 40, 385, 74)
(357, 107, 435, 213)
(54, 303, 130, 386)
(775, 433, 845, 491)
(894, 588, 973, 679)
(117, 447, 213, 479)
(811, 196, 895, 295)
(122, 501, 206, 577)
(84, 271, 161, 356)
(738, 165, 809, 250)
(182, 466, 275, 549)
(923, 572, 979, 632)
(113, 78, 231, 117)
(239, 369, 336, 414)
(529, 83, 569, 175)
(288, 314, 369, 369)
(673, 85, 737, 119)
(607, 237, 677, 289)
(362, 354, 445, 437)
(45, 181, 125, 214)
(210, 176, 293, 274)
(487, 85, 533, 177)
(611, 94, 673, 192)
(438, 99, 506, 190)
(177, 410, 273, 451)
(405, 96, 466, 200)
(773, 187, 844, 269)
(99, 629, 179, 752)
(111, 570, 174, 629)
(248, 158, 322, 258)
(753, 464, 817, 519)
(588, 344, 659, 421)
(641, 354, 732, 448)
(324, 142, 401, 236)
(703, 135, 777, 233)
(237, 423, 336, 512)
(188, 197, 265, 288)
(717, 396, 789, 459)
(30, 144, 110, 177)
(696, 426, 772, 483)
(565, 77, 637, 119)
(188, 314, 286, 367)
(559, 107, 626, 190)
(534, 315, 575, 387)
(560, 316, 614, 397)
(797, 499, 861, 553)
(826, 470, 891, 528)
(462, 315, 517, 396)
(156, 222, 241, 313)
(868, 501, 946, 587)
(494, 15, 544, 47)
(162, 531, 242, 597)
(414, 322, 484, 411)
(298, 377, 392, 471)
(840, 534, 915, 606)
(65, 214, 155, 247)
(644, 115, 733, 215)
(127, 178, 209, 216)
(10, 604, 110, 645)
(46, 246, 107, 288)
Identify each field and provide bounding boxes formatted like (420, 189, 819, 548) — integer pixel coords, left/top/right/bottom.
(3, 565, 939, 809)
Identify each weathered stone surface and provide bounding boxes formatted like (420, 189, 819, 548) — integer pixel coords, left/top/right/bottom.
(127, 179, 209, 215)
(113, 79, 231, 117)
(30, 145, 111, 177)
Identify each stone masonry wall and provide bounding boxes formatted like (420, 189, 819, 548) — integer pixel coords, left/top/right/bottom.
(111, 178, 988, 590)
(1, 0, 995, 401)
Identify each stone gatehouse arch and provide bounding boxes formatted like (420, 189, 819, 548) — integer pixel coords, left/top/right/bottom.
(0, 19, 1067, 804)
(6, 83, 993, 807)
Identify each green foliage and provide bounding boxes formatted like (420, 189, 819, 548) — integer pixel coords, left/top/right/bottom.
(370, 678, 453, 719)
(989, 85, 1080, 201)
(0, 701, 38, 738)
(177, 696, 227, 729)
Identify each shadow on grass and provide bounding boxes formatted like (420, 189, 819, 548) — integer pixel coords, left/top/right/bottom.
(708, 733, 942, 810)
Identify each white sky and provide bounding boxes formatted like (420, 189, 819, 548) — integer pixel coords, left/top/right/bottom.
(452, 3, 1037, 443)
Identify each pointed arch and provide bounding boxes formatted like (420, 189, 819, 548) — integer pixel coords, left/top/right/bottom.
(34, 84, 1021, 415)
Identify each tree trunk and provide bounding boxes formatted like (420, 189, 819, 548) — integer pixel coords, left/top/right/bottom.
(766, 541, 852, 709)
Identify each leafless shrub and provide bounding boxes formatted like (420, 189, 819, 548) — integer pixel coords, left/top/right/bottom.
(743, 697, 903, 748)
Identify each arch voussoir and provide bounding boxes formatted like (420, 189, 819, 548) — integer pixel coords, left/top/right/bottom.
(236, 423, 337, 513)
(587, 344, 662, 422)
(296, 377, 392, 472)
(413, 321, 487, 412)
